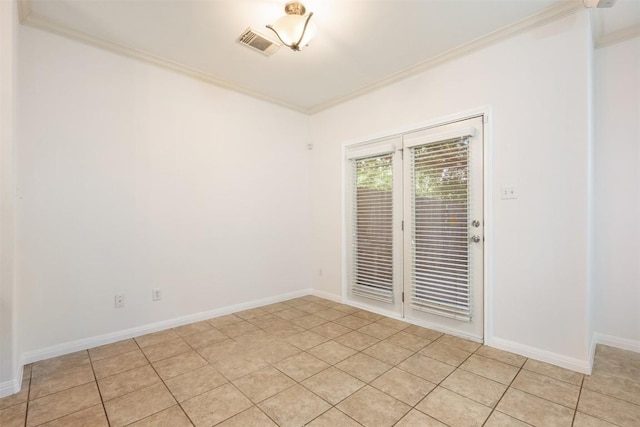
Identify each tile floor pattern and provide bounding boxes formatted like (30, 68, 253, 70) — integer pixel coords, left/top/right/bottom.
(1, 296, 639, 426)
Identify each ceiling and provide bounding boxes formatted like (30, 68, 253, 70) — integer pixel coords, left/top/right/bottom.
(19, 0, 640, 114)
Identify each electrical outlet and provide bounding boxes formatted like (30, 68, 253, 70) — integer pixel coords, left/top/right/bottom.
(114, 294, 125, 308)
(152, 288, 161, 301)
(501, 186, 518, 199)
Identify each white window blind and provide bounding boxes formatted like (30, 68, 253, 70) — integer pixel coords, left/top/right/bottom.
(351, 153, 394, 303)
(409, 137, 471, 320)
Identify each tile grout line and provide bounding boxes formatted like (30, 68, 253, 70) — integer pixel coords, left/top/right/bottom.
(23, 364, 32, 427)
(87, 350, 112, 427)
(571, 375, 585, 427)
(478, 351, 527, 427)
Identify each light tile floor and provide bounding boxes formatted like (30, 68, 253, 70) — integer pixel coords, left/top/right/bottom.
(1, 295, 639, 426)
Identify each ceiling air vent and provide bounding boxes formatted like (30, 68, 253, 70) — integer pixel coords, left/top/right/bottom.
(238, 28, 281, 56)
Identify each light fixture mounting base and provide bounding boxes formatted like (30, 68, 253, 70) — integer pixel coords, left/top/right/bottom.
(284, 2, 306, 15)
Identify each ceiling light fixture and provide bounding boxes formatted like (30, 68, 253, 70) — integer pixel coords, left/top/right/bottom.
(266, 2, 315, 52)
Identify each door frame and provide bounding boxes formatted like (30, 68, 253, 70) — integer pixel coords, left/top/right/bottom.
(340, 106, 494, 343)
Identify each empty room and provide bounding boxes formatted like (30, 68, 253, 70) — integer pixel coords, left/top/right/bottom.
(0, 0, 639, 426)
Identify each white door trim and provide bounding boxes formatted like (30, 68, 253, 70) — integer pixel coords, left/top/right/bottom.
(340, 105, 493, 343)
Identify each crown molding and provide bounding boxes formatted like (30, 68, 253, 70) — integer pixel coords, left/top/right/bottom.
(595, 24, 640, 48)
(308, 0, 585, 114)
(18, 0, 596, 115)
(17, 0, 310, 114)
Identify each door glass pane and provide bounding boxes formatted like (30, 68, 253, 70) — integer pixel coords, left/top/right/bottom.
(352, 153, 394, 303)
(410, 137, 471, 320)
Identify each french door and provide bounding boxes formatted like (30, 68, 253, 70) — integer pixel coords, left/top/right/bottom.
(346, 116, 484, 340)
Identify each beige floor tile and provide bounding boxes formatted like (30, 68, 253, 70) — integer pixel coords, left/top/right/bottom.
(98, 364, 160, 401)
(315, 308, 348, 321)
(332, 303, 359, 314)
(211, 352, 270, 381)
(306, 408, 361, 427)
(353, 310, 384, 321)
(29, 363, 95, 400)
(298, 302, 327, 314)
(129, 405, 193, 426)
(273, 308, 308, 320)
(0, 402, 27, 427)
(460, 354, 519, 385)
(416, 386, 492, 427)
(134, 329, 180, 348)
(397, 353, 455, 383)
(371, 367, 436, 406)
(173, 321, 214, 337)
(337, 385, 410, 427)
(483, 411, 531, 426)
(182, 383, 252, 426)
(583, 371, 640, 405)
(374, 317, 410, 331)
(384, 331, 432, 352)
(475, 346, 527, 367)
(403, 325, 443, 341)
(308, 340, 357, 365)
(363, 340, 414, 366)
(40, 404, 108, 427)
(435, 335, 481, 353)
(207, 314, 243, 328)
(217, 320, 260, 338)
(302, 366, 365, 404)
(31, 351, 90, 379)
(334, 315, 373, 330)
(235, 307, 268, 320)
(233, 366, 296, 403)
(522, 359, 584, 386)
(573, 411, 618, 427)
(285, 331, 329, 350)
(92, 349, 148, 379)
(152, 350, 208, 380)
(309, 324, 350, 343)
(141, 337, 191, 362)
(262, 323, 306, 339)
(274, 352, 329, 382)
(250, 340, 301, 365)
(578, 388, 640, 426)
(440, 368, 506, 408)
(334, 331, 380, 351)
(217, 406, 277, 427)
(395, 409, 447, 427)
(259, 384, 330, 427)
(27, 382, 102, 426)
(336, 353, 391, 383)
(358, 323, 399, 340)
(0, 377, 29, 410)
(181, 329, 228, 349)
(496, 387, 574, 426)
(88, 339, 139, 362)
(292, 315, 329, 330)
(511, 369, 580, 408)
(197, 339, 239, 363)
(245, 314, 283, 328)
(165, 365, 227, 402)
(592, 345, 640, 380)
(104, 383, 176, 427)
(232, 330, 276, 347)
(420, 341, 472, 367)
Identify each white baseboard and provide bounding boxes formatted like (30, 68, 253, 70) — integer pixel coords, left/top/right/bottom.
(308, 288, 342, 303)
(487, 336, 592, 374)
(0, 365, 23, 399)
(22, 289, 309, 365)
(594, 332, 640, 353)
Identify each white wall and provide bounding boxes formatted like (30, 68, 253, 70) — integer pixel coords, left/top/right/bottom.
(593, 36, 640, 349)
(0, 0, 18, 392)
(16, 25, 312, 355)
(310, 12, 593, 368)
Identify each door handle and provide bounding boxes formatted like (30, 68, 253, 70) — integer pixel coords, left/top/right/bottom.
(471, 235, 481, 243)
